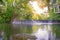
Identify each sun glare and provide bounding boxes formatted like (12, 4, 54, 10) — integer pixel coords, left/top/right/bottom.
(29, 1, 48, 14)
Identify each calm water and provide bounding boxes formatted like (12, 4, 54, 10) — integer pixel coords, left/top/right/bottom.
(0, 23, 60, 40)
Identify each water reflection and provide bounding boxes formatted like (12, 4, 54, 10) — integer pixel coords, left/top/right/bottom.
(32, 25, 48, 40)
(0, 23, 60, 40)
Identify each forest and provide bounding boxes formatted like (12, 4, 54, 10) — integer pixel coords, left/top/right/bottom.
(0, 0, 60, 23)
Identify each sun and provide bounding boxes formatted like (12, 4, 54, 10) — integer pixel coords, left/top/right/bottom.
(29, 0, 48, 14)
(28, 0, 49, 20)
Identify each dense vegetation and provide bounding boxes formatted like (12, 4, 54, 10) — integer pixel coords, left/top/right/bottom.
(0, 0, 60, 23)
(49, 0, 60, 20)
(49, 6, 60, 20)
(0, 0, 33, 23)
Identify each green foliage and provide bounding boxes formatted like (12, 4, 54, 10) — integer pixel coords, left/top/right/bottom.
(0, 0, 60, 23)
(49, 8, 60, 20)
(0, 4, 14, 23)
(19, 4, 33, 20)
(0, 0, 33, 23)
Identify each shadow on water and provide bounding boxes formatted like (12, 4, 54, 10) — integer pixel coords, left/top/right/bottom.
(0, 22, 60, 40)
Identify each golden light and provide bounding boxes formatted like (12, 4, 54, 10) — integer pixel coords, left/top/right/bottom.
(28, 0, 49, 20)
(29, 1, 48, 14)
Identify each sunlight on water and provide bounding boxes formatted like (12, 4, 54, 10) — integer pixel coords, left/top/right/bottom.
(0, 23, 57, 40)
(31, 22, 56, 40)
(32, 25, 49, 40)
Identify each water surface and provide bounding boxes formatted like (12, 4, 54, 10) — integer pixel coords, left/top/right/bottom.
(0, 23, 60, 40)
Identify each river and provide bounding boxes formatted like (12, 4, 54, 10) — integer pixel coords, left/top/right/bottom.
(0, 21, 60, 40)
